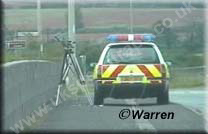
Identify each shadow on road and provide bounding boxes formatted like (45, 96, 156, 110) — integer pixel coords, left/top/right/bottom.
(104, 102, 175, 107)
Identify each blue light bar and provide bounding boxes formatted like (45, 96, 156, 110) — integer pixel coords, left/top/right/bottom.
(107, 34, 156, 43)
(107, 34, 118, 42)
(143, 34, 156, 42)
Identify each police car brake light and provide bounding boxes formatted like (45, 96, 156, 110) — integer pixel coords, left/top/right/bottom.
(107, 34, 156, 42)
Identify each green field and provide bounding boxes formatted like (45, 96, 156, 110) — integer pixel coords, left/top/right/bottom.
(4, 8, 204, 31)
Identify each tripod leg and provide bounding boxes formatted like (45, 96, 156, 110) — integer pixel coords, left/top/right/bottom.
(55, 53, 70, 106)
(70, 54, 85, 84)
(81, 84, 93, 105)
(69, 54, 93, 105)
(55, 85, 61, 106)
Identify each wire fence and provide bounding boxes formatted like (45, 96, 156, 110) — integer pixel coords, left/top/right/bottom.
(169, 66, 206, 88)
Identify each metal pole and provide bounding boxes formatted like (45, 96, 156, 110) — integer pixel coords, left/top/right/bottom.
(129, 0, 133, 34)
(68, 0, 75, 43)
(67, 0, 76, 81)
(37, 0, 43, 54)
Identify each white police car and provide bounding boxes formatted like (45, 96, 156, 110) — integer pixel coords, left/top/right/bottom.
(93, 34, 171, 105)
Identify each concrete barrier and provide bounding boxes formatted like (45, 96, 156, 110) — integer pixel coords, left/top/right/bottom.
(3, 60, 61, 130)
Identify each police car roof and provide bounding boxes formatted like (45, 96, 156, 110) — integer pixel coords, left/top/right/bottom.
(106, 42, 156, 47)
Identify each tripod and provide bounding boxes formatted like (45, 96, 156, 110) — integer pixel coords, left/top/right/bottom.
(55, 36, 90, 106)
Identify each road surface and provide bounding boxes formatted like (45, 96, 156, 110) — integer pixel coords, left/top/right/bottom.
(29, 87, 207, 133)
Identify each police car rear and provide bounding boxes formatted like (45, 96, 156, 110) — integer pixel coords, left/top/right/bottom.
(93, 34, 170, 105)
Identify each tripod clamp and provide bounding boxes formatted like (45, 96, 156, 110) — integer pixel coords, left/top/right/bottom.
(55, 36, 75, 52)
(64, 41, 75, 51)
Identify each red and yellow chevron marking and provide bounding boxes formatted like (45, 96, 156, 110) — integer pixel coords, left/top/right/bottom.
(100, 64, 164, 79)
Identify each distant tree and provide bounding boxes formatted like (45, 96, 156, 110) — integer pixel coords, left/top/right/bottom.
(65, 4, 84, 31)
(4, 27, 15, 41)
(75, 5, 84, 30)
(163, 27, 177, 48)
(185, 21, 204, 51)
(152, 20, 177, 48)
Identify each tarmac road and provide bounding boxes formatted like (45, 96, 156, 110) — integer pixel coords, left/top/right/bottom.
(170, 87, 207, 114)
(32, 87, 207, 133)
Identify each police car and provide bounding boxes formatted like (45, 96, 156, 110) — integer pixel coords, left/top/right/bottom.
(93, 34, 170, 105)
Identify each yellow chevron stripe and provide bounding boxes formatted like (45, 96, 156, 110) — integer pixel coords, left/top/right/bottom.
(120, 65, 131, 74)
(131, 65, 143, 73)
(145, 65, 162, 77)
(102, 65, 119, 78)
(120, 65, 143, 74)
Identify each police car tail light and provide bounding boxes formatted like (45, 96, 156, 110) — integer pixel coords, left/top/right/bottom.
(97, 65, 102, 78)
(107, 34, 155, 42)
(160, 64, 167, 78)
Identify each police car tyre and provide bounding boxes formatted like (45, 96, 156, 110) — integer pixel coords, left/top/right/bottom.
(157, 87, 169, 105)
(94, 89, 104, 105)
(94, 82, 104, 105)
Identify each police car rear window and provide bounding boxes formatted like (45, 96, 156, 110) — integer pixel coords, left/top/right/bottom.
(103, 45, 160, 64)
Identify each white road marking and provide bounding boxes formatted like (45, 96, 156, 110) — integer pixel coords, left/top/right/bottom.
(3, 60, 54, 67)
(124, 99, 156, 131)
(170, 90, 207, 94)
(205, 87, 208, 132)
(183, 106, 205, 116)
(206, 108, 208, 133)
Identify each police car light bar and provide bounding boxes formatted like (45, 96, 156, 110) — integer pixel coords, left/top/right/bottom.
(107, 34, 156, 42)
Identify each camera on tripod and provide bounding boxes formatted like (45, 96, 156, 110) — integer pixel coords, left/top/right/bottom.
(54, 34, 86, 106)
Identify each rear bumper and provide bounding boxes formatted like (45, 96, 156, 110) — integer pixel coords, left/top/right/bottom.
(94, 80, 168, 98)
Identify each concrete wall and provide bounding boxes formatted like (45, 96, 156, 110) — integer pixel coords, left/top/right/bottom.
(3, 60, 61, 129)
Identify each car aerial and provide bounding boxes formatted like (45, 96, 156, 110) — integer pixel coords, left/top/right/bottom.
(93, 34, 170, 105)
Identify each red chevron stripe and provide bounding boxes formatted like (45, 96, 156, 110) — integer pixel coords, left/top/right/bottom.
(154, 64, 166, 76)
(110, 65, 126, 77)
(102, 65, 109, 73)
(137, 65, 154, 78)
(154, 64, 162, 72)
